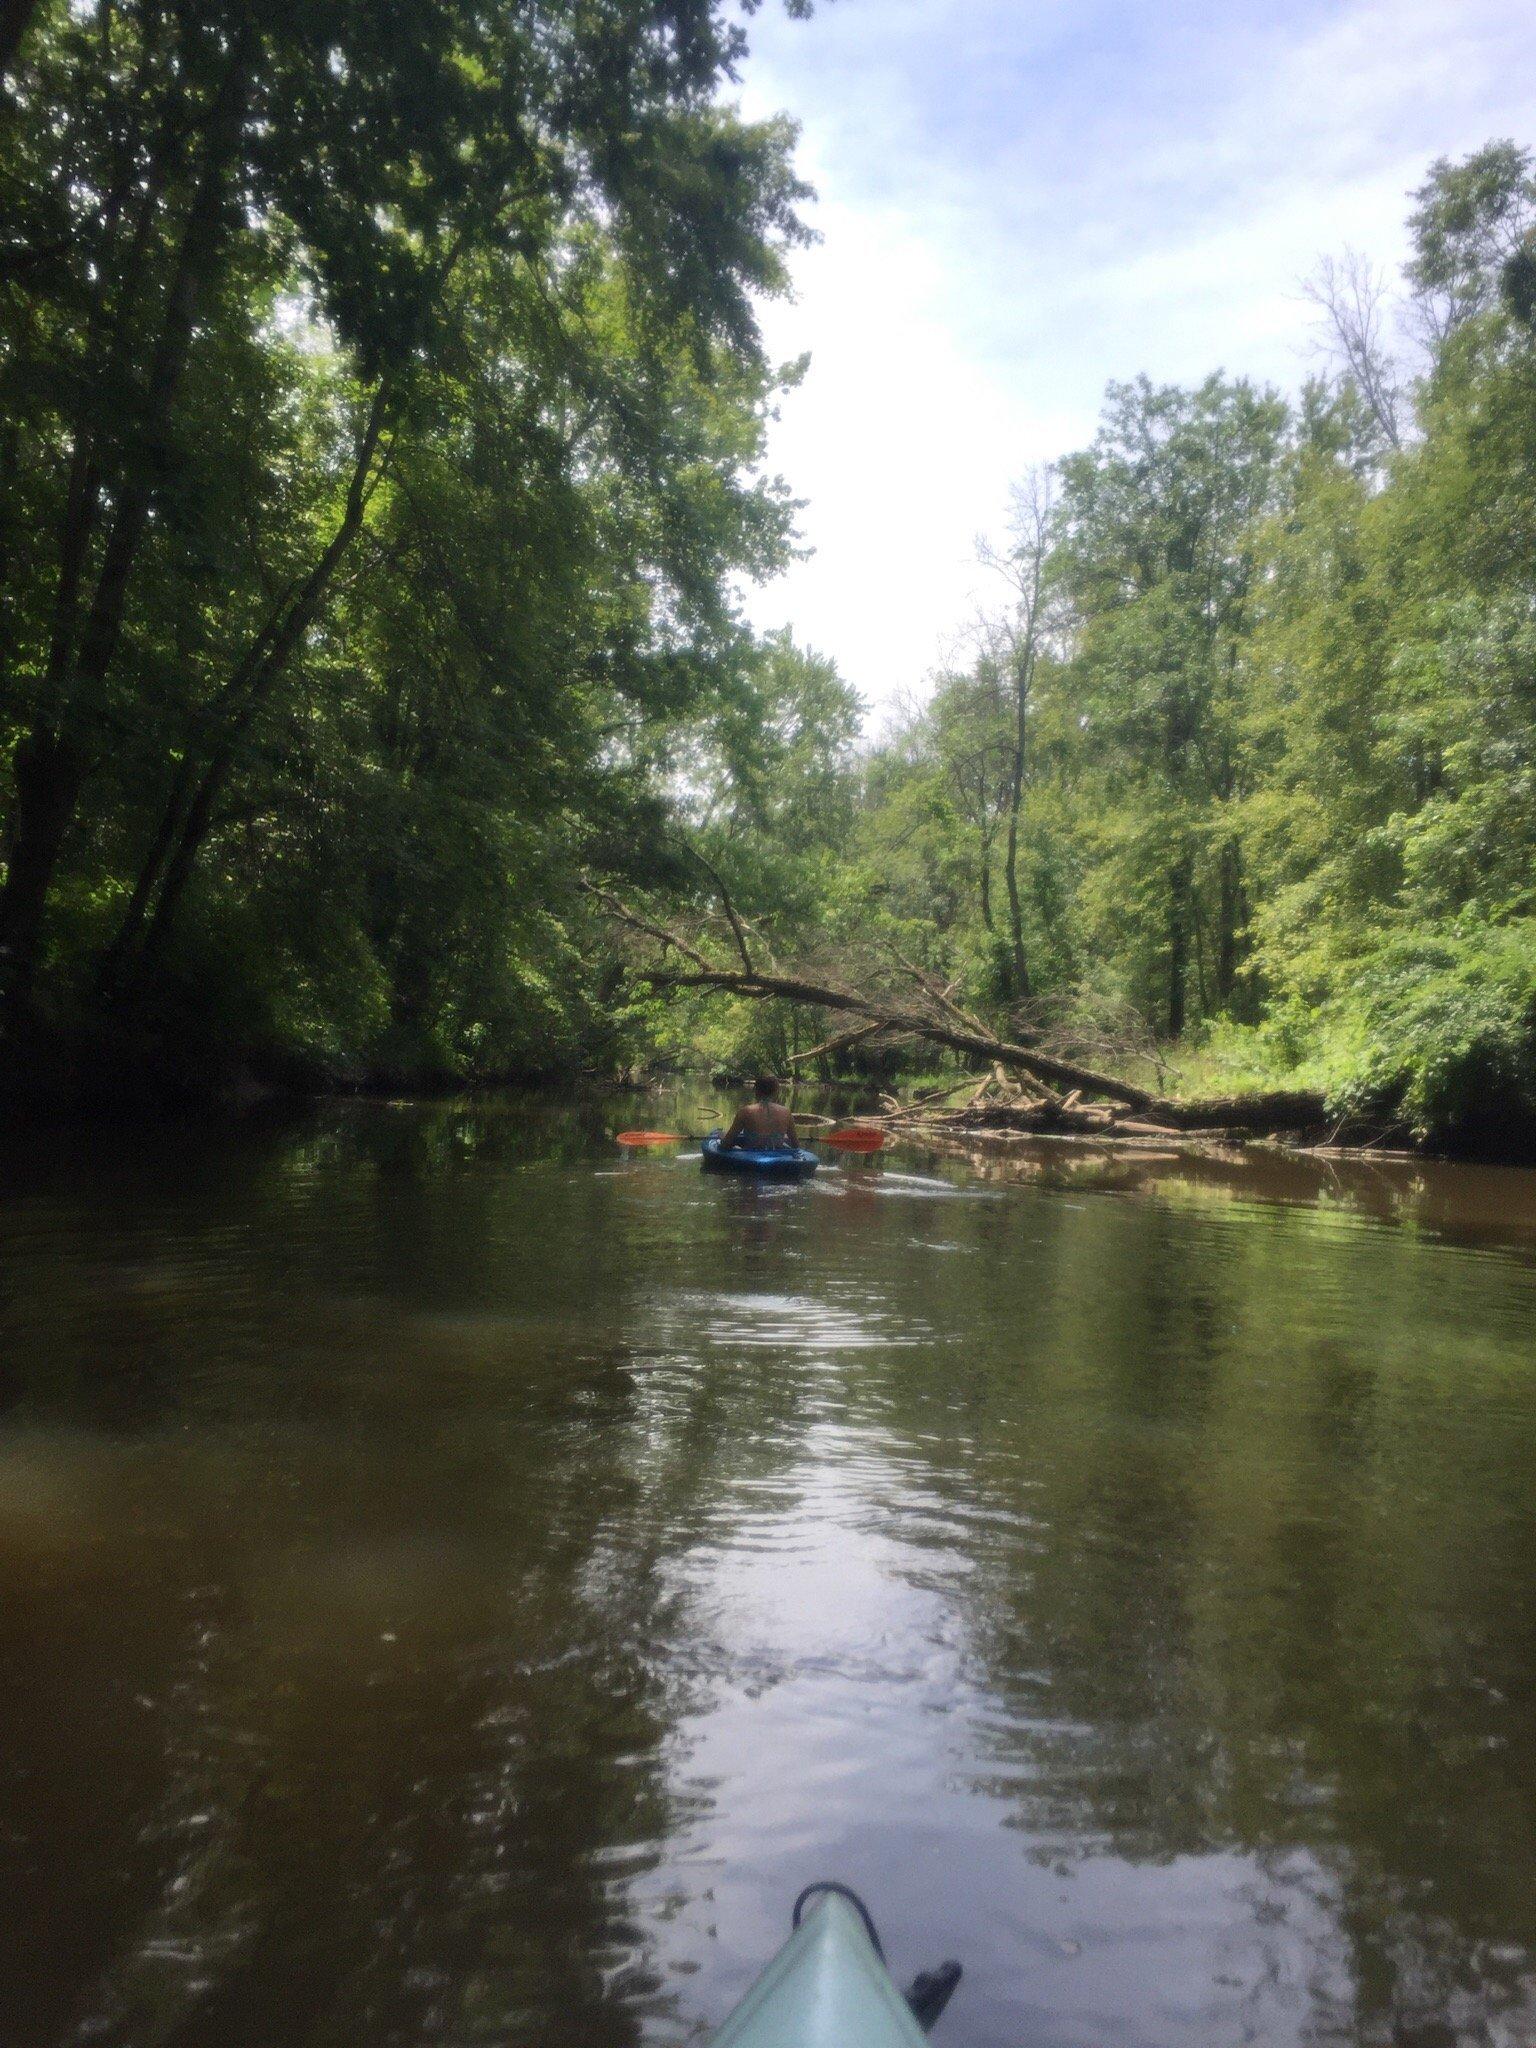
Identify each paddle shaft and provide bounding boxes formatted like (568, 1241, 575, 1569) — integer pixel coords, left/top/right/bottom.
(618, 1127, 885, 1152)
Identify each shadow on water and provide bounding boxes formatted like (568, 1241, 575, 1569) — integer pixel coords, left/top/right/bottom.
(1, 1091, 1534, 2046)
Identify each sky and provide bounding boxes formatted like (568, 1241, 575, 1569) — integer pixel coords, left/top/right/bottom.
(734, 0, 1536, 724)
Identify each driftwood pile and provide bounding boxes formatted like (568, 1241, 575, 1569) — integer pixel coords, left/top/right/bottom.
(584, 878, 1332, 1147)
(865, 1071, 1250, 1149)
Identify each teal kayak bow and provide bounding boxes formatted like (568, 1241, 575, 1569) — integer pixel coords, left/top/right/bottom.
(709, 1884, 961, 2046)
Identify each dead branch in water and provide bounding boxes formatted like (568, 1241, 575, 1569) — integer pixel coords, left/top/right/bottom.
(582, 881, 1329, 1135)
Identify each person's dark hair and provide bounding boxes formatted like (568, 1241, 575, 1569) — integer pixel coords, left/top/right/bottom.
(753, 1074, 781, 1100)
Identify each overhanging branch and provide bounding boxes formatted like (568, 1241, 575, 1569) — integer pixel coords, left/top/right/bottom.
(584, 880, 1328, 1134)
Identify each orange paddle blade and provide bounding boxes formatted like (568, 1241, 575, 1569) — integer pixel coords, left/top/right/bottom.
(615, 1130, 682, 1147)
(824, 1125, 886, 1152)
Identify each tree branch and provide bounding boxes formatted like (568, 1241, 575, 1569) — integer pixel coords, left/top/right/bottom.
(585, 887, 1329, 1133)
(684, 845, 756, 973)
(788, 1018, 895, 1065)
(577, 880, 716, 974)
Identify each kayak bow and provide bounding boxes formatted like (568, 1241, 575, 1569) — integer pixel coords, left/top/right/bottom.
(709, 1884, 960, 2046)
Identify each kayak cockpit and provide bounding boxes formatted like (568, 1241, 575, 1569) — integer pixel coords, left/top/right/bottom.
(700, 1132, 819, 1177)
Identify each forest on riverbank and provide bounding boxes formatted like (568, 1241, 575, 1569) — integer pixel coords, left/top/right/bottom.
(3, 5, 1536, 1152)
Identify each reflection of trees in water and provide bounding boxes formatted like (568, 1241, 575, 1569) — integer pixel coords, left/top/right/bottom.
(869, 1197, 1536, 2044)
(0, 1170, 828, 2046)
(913, 1132, 1536, 1257)
(7, 1100, 1536, 2043)
(0, 1368, 691, 2045)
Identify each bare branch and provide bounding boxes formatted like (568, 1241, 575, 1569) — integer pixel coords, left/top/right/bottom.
(577, 879, 715, 974)
(886, 944, 996, 1040)
(1303, 249, 1404, 452)
(584, 890, 1328, 1133)
(788, 1018, 891, 1065)
(684, 845, 756, 974)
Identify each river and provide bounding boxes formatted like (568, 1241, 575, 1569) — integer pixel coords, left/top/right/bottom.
(2, 1092, 1534, 2048)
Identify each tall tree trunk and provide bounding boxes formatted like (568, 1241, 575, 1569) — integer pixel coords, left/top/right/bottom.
(96, 750, 200, 989)
(0, 730, 87, 1008)
(37, 40, 178, 694)
(0, 34, 250, 1021)
(1216, 838, 1241, 1008)
(1166, 852, 1192, 1038)
(1192, 902, 1210, 1020)
(0, 0, 39, 82)
(116, 384, 391, 972)
(1002, 786, 1029, 1000)
(1002, 686, 1031, 1002)
(979, 469, 1052, 1005)
(70, 37, 250, 699)
(131, 741, 236, 964)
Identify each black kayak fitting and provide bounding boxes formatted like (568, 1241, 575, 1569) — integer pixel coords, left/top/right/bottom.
(790, 1882, 963, 2035)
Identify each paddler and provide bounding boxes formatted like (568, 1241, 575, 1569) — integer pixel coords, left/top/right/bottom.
(721, 1073, 799, 1152)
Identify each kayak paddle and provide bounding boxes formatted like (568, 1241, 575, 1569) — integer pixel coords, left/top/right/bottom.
(616, 1125, 887, 1152)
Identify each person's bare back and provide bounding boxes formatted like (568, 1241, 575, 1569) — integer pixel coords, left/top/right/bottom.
(722, 1074, 797, 1150)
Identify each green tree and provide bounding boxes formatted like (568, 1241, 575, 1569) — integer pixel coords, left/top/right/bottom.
(1406, 139, 1536, 342)
(1050, 374, 1289, 1033)
(977, 466, 1058, 1006)
(0, 0, 809, 1036)
(1238, 154, 1536, 1140)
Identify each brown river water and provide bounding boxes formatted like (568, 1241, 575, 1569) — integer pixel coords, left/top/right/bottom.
(2, 1092, 1535, 2048)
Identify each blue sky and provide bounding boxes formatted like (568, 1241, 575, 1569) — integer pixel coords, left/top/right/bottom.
(735, 0, 1536, 722)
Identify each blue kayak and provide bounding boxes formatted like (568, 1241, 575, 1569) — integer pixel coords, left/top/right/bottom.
(701, 1131, 819, 1178)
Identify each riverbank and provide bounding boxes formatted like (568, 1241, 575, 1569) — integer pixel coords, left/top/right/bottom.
(4, 1015, 1535, 1167)
(5, 1066, 1535, 1167)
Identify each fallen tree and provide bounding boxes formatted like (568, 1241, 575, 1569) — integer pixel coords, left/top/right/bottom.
(584, 881, 1331, 1138)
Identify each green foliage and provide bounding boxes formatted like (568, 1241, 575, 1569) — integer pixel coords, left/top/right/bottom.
(4, 61, 1535, 1162)
(0, 0, 820, 1094)
(1405, 140, 1536, 339)
(833, 143, 1536, 1150)
(1323, 923, 1536, 1147)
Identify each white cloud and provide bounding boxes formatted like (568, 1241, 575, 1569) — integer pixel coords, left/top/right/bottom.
(734, 0, 1536, 720)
